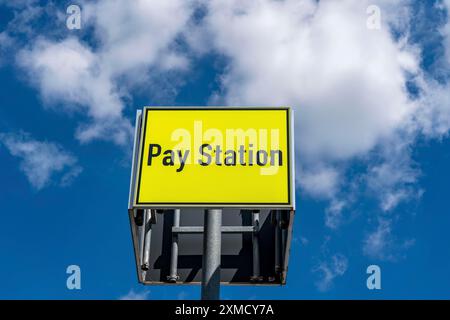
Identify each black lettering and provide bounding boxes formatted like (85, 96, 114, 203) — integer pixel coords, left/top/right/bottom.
(238, 145, 246, 165)
(224, 150, 236, 166)
(147, 144, 161, 166)
(162, 150, 175, 166)
(270, 150, 283, 166)
(256, 150, 268, 166)
(176, 150, 189, 172)
(215, 144, 222, 166)
(199, 144, 212, 166)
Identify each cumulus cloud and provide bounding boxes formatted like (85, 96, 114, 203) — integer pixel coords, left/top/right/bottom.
(82, 0, 192, 76)
(0, 132, 82, 190)
(415, 2, 450, 140)
(198, 0, 450, 264)
(15, 0, 196, 146)
(201, 0, 445, 227)
(313, 253, 348, 292)
(417, 80, 450, 138)
(119, 289, 150, 300)
(298, 166, 340, 199)
(205, 0, 418, 162)
(17, 37, 132, 145)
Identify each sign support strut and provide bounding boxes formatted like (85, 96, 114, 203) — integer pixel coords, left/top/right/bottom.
(201, 209, 222, 300)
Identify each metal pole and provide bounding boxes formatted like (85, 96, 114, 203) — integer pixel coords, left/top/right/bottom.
(168, 209, 180, 282)
(138, 210, 147, 267)
(141, 209, 152, 271)
(201, 209, 222, 300)
(280, 211, 287, 272)
(274, 210, 281, 275)
(251, 210, 262, 282)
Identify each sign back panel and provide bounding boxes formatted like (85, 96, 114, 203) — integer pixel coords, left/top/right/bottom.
(133, 107, 293, 208)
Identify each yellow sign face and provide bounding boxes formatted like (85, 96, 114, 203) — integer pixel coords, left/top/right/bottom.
(133, 107, 293, 208)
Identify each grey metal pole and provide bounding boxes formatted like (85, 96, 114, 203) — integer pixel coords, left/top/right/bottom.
(251, 210, 261, 282)
(281, 212, 287, 272)
(139, 210, 147, 267)
(201, 209, 222, 300)
(168, 209, 181, 282)
(274, 210, 281, 274)
(142, 209, 152, 271)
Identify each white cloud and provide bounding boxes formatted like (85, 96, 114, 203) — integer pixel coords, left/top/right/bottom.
(417, 80, 450, 138)
(0, 0, 38, 8)
(325, 199, 346, 229)
(414, 1, 450, 141)
(0, 32, 13, 65)
(119, 289, 150, 300)
(365, 136, 422, 212)
(442, 0, 450, 64)
(205, 0, 419, 162)
(0, 132, 82, 190)
(201, 0, 426, 232)
(0, 32, 13, 46)
(363, 218, 391, 260)
(313, 253, 348, 292)
(0, 1, 49, 38)
(82, 0, 192, 77)
(374, 0, 413, 32)
(202, 0, 450, 222)
(297, 166, 340, 199)
(198, 0, 450, 267)
(17, 37, 132, 145)
(416, 0, 450, 142)
(363, 217, 415, 261)
(16, 0, 196, 146)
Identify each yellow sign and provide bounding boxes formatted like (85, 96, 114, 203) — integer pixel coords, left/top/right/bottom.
(133, 107, 294, 208)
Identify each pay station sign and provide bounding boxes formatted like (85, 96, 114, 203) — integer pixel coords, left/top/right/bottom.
(132, 107, 294, 208)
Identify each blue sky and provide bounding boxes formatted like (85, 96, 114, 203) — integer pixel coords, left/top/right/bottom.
(1, 0, 450, 299)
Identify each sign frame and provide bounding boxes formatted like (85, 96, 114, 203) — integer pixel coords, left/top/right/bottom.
(130, 106, 295, 210)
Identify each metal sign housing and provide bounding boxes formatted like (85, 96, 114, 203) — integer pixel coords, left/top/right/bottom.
(128, 208, 294, 285)
(127, 107, 296, 289)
